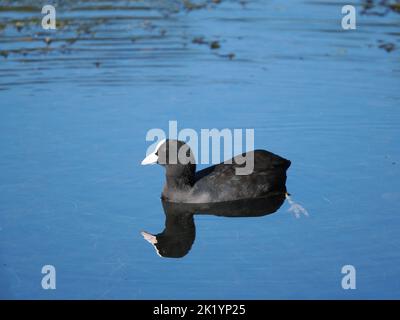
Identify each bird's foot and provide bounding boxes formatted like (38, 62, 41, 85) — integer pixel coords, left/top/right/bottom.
(285, 193, 309, 218)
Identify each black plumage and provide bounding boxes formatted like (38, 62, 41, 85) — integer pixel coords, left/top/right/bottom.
(143, 139, 291, 203)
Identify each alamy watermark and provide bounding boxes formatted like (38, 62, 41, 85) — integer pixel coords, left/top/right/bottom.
(341, 265, 356, 290)
(144, 121, 255, 175)
(341, 5, 356, 30)
(41, 265, 56, 289)
(41, 5, 56, 30)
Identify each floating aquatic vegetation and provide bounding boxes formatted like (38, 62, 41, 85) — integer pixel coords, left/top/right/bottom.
(361, 0, 400, 16)
(44, 36, 52, 45)
(0, 50, 9, 58)
(218, 52, 235, 60)
(14, 20, 24, 31)
(210, 41, 220, 50)
(0, 0, 396, 89)
(183, 0, 207, 11)
(0, 0, 226, 61)
(192, 36, 207, 45)
(192, 37, 221, 50)
(378, 42, 396, 52)
(389, 2, 400, 12)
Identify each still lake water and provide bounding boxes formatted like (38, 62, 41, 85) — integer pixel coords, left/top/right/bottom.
(0, 0, 399, 299)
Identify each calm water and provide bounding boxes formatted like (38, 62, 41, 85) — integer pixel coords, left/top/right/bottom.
(0, 0, 399, 299)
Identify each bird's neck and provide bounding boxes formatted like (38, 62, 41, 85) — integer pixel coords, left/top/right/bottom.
(165, 174, 194, 191)
(162, 173, 195, 202)
(162, 164, 196, 201)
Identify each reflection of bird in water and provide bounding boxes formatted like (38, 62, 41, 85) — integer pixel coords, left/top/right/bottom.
(141, 192, 289, 258)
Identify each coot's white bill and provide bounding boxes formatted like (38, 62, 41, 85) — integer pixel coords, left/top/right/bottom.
(141, 138, 166, 165)
(141, 152, 158, 165)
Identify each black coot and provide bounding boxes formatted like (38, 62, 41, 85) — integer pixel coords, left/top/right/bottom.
(141, 139, 291, 203)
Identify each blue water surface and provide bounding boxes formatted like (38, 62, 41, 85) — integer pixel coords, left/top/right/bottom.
(0, 0, 399, 299)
